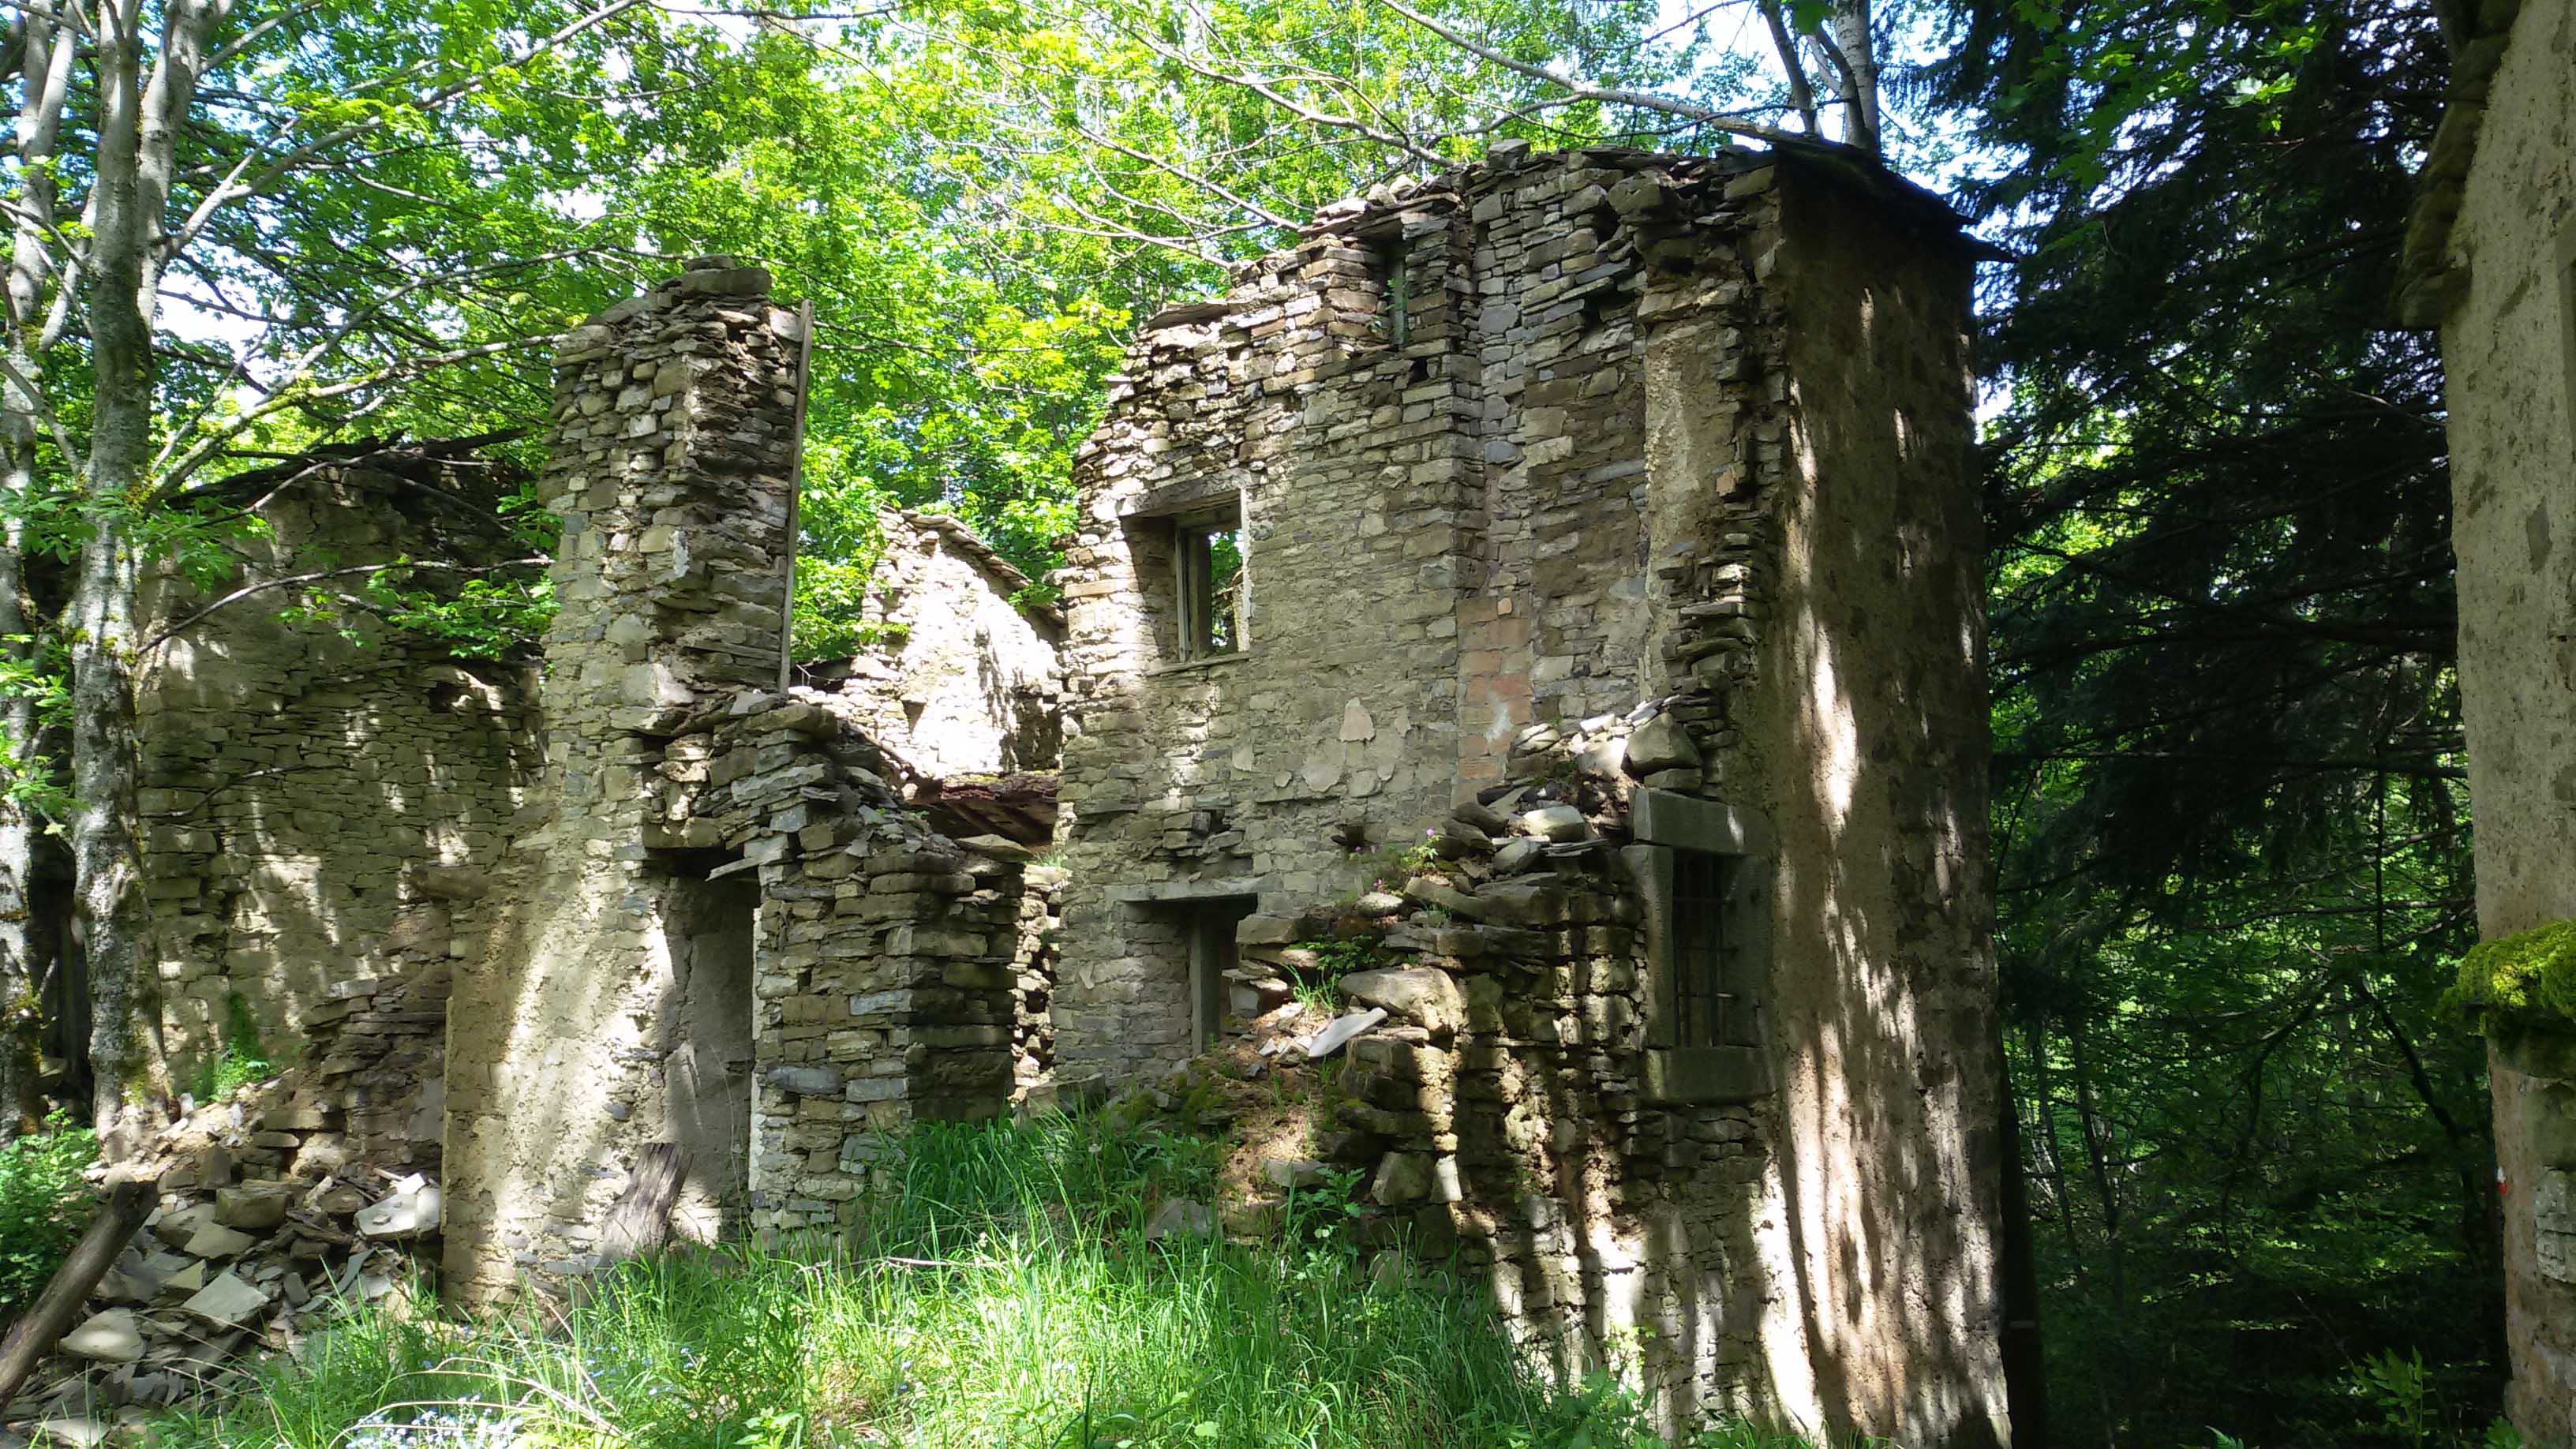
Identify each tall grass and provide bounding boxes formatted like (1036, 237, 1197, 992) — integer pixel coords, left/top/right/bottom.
(145, 1110, 1822, 1448)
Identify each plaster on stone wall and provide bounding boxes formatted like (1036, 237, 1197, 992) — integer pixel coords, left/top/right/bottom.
(2433, 0, 2576, 1436)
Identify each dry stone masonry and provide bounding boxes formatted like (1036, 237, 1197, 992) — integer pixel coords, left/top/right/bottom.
(137, 442, 537, 1112)
(441, 259, 1062, 1301)
(1052, 142, 2010, 1444)
(54, 144, 2023, 1449)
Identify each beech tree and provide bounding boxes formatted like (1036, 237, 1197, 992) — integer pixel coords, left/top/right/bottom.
(0, 0, 661, 1150)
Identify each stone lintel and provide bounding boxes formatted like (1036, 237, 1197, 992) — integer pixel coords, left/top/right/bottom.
(1631, 788, 1773, 856)
(1118, 476, 1242, 521)
(1107, 877, 1274, 906)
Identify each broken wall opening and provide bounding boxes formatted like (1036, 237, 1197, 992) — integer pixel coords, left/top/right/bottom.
(659, 854, 758, 1243)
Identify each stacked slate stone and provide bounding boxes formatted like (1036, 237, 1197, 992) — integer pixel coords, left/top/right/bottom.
(1219, 741, 1771, 1410)
(1043, 148, 1818, 1413)
(974, 851, 1064, 1104)
(136, 442, 535, 1081)
(646, 688, 1039, 1232)
(8, 1084, 440, 1443)
(296, 957, 452, 1174)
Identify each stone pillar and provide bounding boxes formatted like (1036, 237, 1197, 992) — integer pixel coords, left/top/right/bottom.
(443, 259, 803, 1301)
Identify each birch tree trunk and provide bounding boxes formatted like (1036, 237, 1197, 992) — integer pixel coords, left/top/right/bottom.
(0, 0, 80, 1140)
(1829, 0, 1880, 154)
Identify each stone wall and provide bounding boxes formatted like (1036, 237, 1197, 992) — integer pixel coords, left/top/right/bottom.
(443, 259, 811, 1299)
(137, 441, 537, 1140)
(2428, 0, 2576, 1436)
(807, 509, 1063, 780)
(1053, 146, 2009, 1443)
(444, 260, 1052, 1297)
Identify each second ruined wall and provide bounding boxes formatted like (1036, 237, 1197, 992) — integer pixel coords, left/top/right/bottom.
(1054, 147, 2010, 1443)
(444, 260, 1061, 1299)
(137, 445, 536, 1148)
(444, 262, 808, 1299)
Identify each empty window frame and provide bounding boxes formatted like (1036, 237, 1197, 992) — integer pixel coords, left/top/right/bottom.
(1380, 238, 1413, 348)
(1173, 507, 1245, 661)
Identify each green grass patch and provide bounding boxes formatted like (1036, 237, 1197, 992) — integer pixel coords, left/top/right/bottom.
(147, 1110, 1822, 1447)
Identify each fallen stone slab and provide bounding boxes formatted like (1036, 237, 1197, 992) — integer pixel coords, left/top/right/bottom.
(213, 1183, 291, 1231)
(355, 1175, 441, 1237)
(58, 1310, 144, 1365)
(179, 1222, 256, 1260)
(181, 1270, 271, 1327)
(1301, 1008, 1387, 1060)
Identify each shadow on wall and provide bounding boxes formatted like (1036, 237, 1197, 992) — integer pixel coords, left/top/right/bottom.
(1760, 178, 2009, 1447)
(133, 442, 539, 1107)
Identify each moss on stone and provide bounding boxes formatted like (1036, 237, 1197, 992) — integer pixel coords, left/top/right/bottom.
(2443, 919, 2576, 1035)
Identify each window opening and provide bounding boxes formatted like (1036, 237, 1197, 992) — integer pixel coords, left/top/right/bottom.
(1174, 507, 1244, 660)
(1387, 245, 1412, 348)
(1672, 848, 1743, 1049)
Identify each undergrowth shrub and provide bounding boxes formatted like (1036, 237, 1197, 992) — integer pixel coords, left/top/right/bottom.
(187, 990, 277, 1104)
(151, 1110, 1826, 1448)
(0, 1115, 99, 1317)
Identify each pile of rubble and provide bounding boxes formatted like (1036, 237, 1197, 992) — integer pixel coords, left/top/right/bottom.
(2, 1084, 440, 1447)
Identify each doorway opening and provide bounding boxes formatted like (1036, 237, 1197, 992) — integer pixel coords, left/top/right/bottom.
(664, 860, 758, 1241)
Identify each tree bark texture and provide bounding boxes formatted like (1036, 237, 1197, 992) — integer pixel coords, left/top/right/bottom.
(0, 0, 83, 1140)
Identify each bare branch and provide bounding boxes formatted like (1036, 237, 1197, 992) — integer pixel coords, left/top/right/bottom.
(1754, 0, 1819, 136)
(142, 556, 546, 653)
(1368, 0, 1808, 147)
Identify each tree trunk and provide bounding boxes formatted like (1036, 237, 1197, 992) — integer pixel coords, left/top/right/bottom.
(0, 438, 42, 1140)
(0, 0, 79, 1143)
(1829, 0, 1881, 154)
(0, 1169, 159, 1413)
(76, 0, 174, 1156)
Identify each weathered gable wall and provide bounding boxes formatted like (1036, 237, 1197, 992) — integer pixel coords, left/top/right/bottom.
(813, 508, 1062, 781)
(137, 446, 537, 1154)
(2435, 0, 2576, 1437)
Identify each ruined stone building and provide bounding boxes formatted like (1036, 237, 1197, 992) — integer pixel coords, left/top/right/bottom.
(2399, 0, 2576, 1437)
(1049, 142, 2007, 1443)
(82, 141, 2012, 1447)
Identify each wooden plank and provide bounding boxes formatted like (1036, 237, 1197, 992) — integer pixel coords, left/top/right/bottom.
(599, 1142, 686, 1262)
